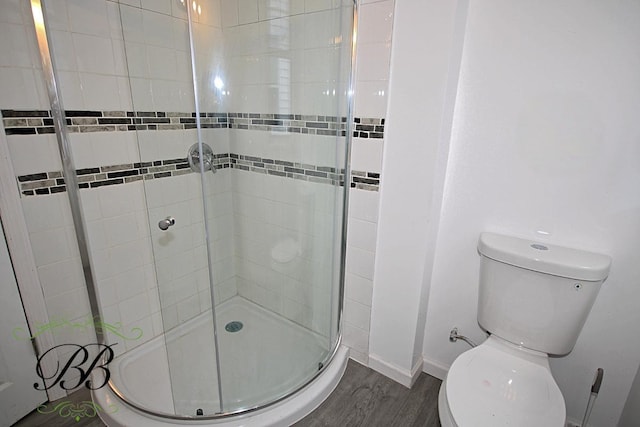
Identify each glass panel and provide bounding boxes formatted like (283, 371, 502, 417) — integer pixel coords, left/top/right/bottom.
(192, 0, 354, 413)
(117, 1, 223, 416)
(49, 0, 354, 418)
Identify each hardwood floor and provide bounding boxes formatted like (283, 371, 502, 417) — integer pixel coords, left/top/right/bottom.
(13, 360, 442, 427)
(295, 360, 442, 427)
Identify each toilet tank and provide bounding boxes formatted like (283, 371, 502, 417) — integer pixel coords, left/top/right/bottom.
(477, 232, 611, 355)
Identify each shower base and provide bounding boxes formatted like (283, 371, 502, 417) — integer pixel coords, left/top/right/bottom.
(92, 296, 348, 426)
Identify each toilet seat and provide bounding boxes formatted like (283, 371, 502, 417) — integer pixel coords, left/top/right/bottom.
(444, 336, 566, 427)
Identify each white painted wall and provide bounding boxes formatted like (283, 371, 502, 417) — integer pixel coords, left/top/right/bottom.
(419, 1, 640, 425)
(368, 0, 466, 386)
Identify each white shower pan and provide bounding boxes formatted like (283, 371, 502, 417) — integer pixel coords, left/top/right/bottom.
(92, 296, 348, 426)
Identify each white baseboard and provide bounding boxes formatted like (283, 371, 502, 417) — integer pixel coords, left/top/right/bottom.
(368, 353, 423, 388)
(422, 357, 449, 381)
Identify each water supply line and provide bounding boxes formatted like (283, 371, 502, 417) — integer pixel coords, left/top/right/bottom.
(581, 368, 604, 427)
(449, 327, 477, 348)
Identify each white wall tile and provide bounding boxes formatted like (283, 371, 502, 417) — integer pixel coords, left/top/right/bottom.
(120, 4, 145, 43)
(345, 246, 375, 280)
(21, 194, 71, 233)
(220, 0, 239, 27)
(176, 293, 201, 322)
(354, 80, 389, 118)
(96, 273, 119, 307)
(347, 218, 377, 252)
(348, 188, 380, 223)
(112, 39, 129, 76)
(107, 1, 124, 40)
(358, 0, 393, 44)
(141, 0, 173, 16)
(147, 46, 178, 80)
(345, 272, 373, 307)
(119, 0, 141, 8)
(110, 266, 149, 301)
(238, 0, 259, 24)
(351, 138, 383, 173)
(73, 33, 116, 74)
(67, 0, 111, 37)
(7, 134, 61, 176)
(342, 323, 369, 355)
(344, 298, 371, 331)
(79, 73, 121, 110)
(45, 287, 92, 322)
(57, 71, 85, 109)
(48, 25, 77, 66)
(257, 0, 304, 20)
(97, 181, 147, 218)
(129, 77, 155, 111)
(0, 67, 48, 109)
(143, 9, 175, 48)
(207, 0, 224, 23)
(171, 18, 190, 51)
(356, 42, 391, 82)
(0, 0, 26, 25)
(303, 10, 338, 49)
(305, 0, 335, 13)
(38, 259, 86, 300)
(119, 291, 151, 324)
(0, 23, 35, 67)
(117, 77, 134, 110)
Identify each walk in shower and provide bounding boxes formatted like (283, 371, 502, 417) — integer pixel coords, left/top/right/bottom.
(29, 0, 355, 423)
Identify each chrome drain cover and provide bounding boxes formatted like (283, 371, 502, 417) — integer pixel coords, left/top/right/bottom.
(225, 321, 243, 332)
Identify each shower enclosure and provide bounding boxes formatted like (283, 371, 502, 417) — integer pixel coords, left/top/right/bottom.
(32, 0, 355, 422)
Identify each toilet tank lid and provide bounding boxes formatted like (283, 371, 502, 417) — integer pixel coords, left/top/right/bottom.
(478, 232, 612, 281)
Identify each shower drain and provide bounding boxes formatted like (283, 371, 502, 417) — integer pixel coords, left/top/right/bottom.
(225, 321, 243, 332)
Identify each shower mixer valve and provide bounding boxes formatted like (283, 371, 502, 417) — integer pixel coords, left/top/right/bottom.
(187, 142, 216, 173)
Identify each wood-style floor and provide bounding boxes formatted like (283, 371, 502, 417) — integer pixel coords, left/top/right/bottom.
(295, 360, 442, 427)
(13, 360, 442, 427)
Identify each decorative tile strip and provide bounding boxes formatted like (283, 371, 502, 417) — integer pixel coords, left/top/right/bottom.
(16, 156, 216, 196)
(230, 154, 346, 187)
(353, 117, 385, 139)
(2, 110, 384, 139)
(17, 154, 379, 197)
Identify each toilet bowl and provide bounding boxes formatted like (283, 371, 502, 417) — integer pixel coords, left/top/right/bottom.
(437, 232, 611, 426)
(438, 336, 565, 427)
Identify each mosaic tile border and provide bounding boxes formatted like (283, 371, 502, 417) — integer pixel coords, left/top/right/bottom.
(1, 110, 385, 139)
(17, 154, 380, 196)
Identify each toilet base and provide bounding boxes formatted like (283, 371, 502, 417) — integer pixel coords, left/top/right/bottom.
(438, 380, 456, 427)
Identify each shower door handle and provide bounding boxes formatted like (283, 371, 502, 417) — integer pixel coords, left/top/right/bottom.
(158, 217, 175, 231)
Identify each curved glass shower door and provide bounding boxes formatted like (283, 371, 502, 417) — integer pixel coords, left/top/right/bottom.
(115, 0, 354, 418)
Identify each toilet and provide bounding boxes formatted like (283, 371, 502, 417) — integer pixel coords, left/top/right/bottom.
(438, 232, 611, 427)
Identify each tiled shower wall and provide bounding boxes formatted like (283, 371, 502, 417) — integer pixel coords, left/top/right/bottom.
(343, 0, 392, 364)
(0, 0, 393, 365)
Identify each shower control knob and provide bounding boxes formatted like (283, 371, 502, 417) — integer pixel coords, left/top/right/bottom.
(158, 216, 175, 231)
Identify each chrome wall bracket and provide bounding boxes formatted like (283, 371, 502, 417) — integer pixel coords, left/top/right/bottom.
(187, 143, 215, 173)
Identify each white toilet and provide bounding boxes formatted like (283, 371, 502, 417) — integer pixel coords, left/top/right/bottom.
(438, 232, 611, 427)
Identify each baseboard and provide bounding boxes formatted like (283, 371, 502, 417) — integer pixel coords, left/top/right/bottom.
(368, 354, 423, 388)
(422, 357, 449, 380)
